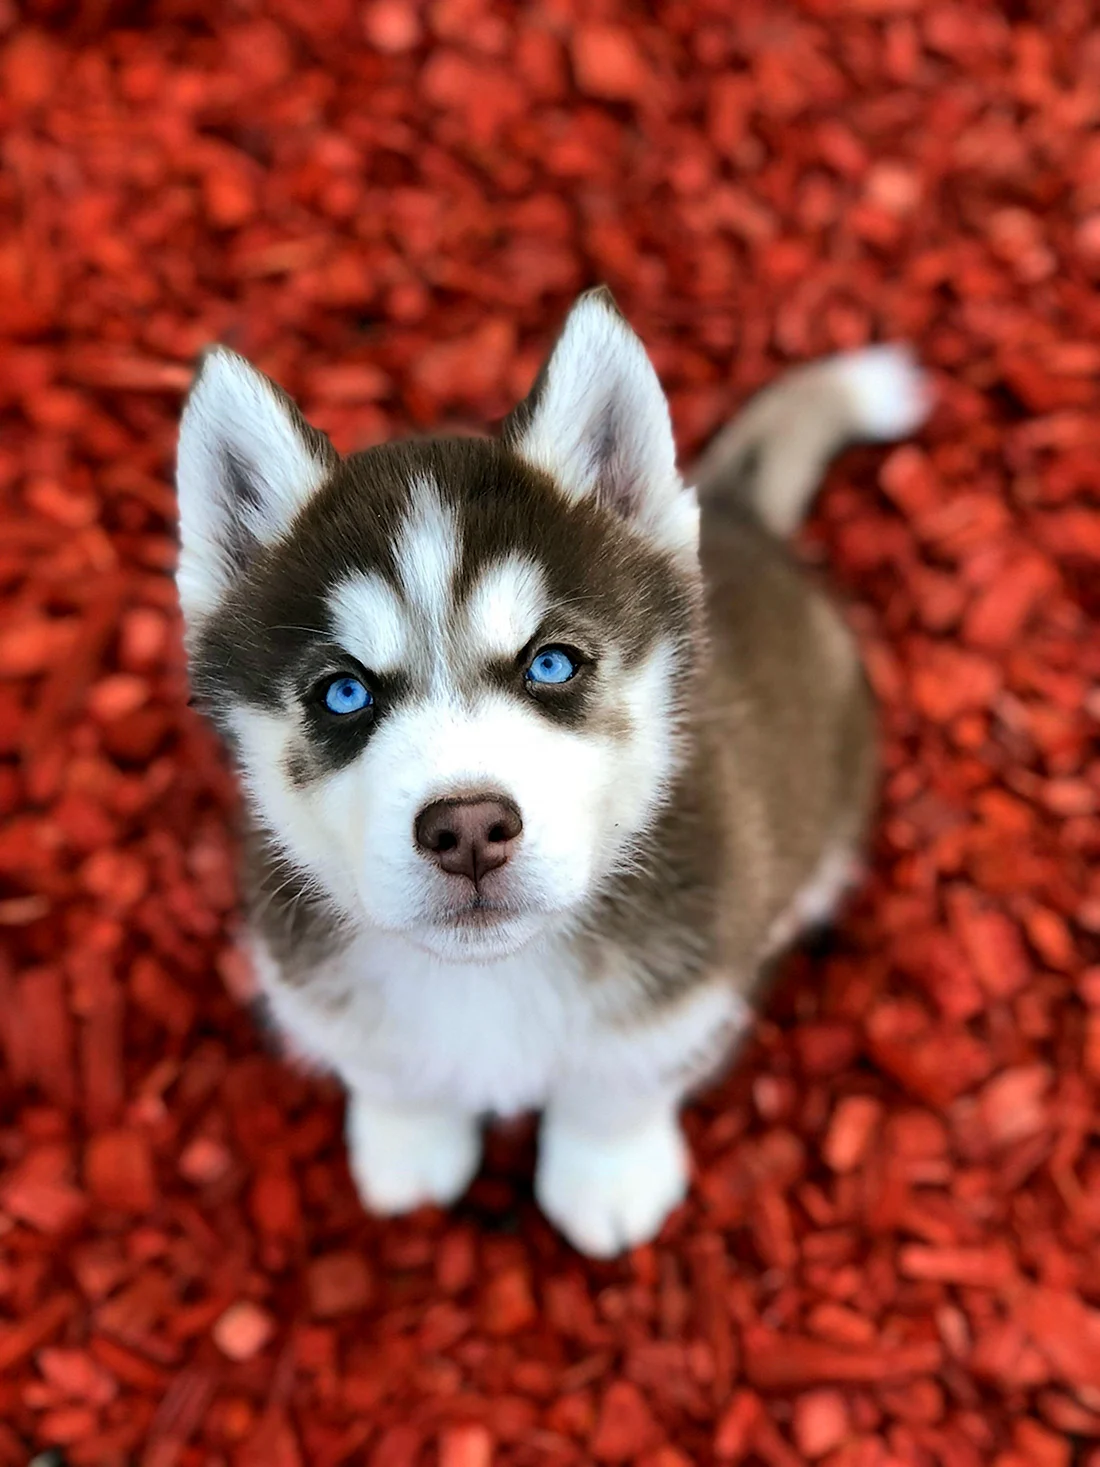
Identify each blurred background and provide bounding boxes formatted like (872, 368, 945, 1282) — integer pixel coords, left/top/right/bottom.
(1, 2, 1098, 1464)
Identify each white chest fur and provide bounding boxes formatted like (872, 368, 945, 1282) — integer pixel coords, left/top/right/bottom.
(254, 925, 748, 1120)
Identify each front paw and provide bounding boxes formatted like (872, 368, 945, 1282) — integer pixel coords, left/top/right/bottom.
(536, 1108, 689, 1258)
(346, 1096, 481, 1215)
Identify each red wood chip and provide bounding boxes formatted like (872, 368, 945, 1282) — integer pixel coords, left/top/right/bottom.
(897, 1244, 1017, 1289)
(306, 1251, 374, 1319)
(792, 1389, 850, 1459)
(438, 1424, 494, 1467)
(822, 1095, 882, 1173)
(591, 1381, 663, 1462)
(480, 1263, 538, 1337)
(83, 1129, 156, 1214)
(177, 1136, 232, 1186)
(714, 1389, 763, 1458)
(1, 3, 1097, 1461)
(38, 1346, 119, 1406)
(212, 1302, 275, 1363)
(744, 1329, 943, 1391)
(571, 25, 652, 103)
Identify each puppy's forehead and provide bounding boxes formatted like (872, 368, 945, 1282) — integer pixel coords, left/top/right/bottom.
(328, 470, 550, 679)
(328, 572, 407, 674)
(463, 554, 547, 661)
(393, 474, 459, 633)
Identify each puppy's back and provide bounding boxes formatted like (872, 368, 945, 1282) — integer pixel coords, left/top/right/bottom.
(688, 348, 929, 972)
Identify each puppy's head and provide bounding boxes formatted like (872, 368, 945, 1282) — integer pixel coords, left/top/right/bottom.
(177, 290, 702, 962)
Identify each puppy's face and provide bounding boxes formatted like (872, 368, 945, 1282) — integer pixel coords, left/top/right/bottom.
(177, 292, 702, 962)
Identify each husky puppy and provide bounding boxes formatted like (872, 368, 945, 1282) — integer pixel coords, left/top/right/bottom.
(176, 290, 927, 1256)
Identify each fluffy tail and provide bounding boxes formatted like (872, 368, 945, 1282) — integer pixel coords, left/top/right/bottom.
(688, 345, 931, 539)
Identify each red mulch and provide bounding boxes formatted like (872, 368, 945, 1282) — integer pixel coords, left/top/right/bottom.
(1, 3, 1098, 1465)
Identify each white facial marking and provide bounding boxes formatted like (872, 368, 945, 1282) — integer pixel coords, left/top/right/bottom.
(394, 476, 459, 686)
(464, 555, 547, 662)
(226, 704, 360, 917)
(328, 573, 408, 675)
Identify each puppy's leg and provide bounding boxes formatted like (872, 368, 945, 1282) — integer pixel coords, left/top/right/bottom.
(537, 1085, 689, 1257)
(346, 1092, 482, 1215)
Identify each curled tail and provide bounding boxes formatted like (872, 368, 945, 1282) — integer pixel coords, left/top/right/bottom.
(689, 345, 931, 539)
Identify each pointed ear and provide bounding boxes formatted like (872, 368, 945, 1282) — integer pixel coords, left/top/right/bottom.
(175, 347, 337, 623)
(503, 288, 698, 560)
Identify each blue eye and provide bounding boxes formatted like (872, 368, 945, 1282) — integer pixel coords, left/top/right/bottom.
(525, 647, 577, 685)
(323, 676, 372, 715)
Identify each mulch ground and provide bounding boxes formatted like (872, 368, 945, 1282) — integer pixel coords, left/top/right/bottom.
(1, 2, 1098, 1464)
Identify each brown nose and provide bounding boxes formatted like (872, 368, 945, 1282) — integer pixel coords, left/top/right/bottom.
(414, 796, 523, 884)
